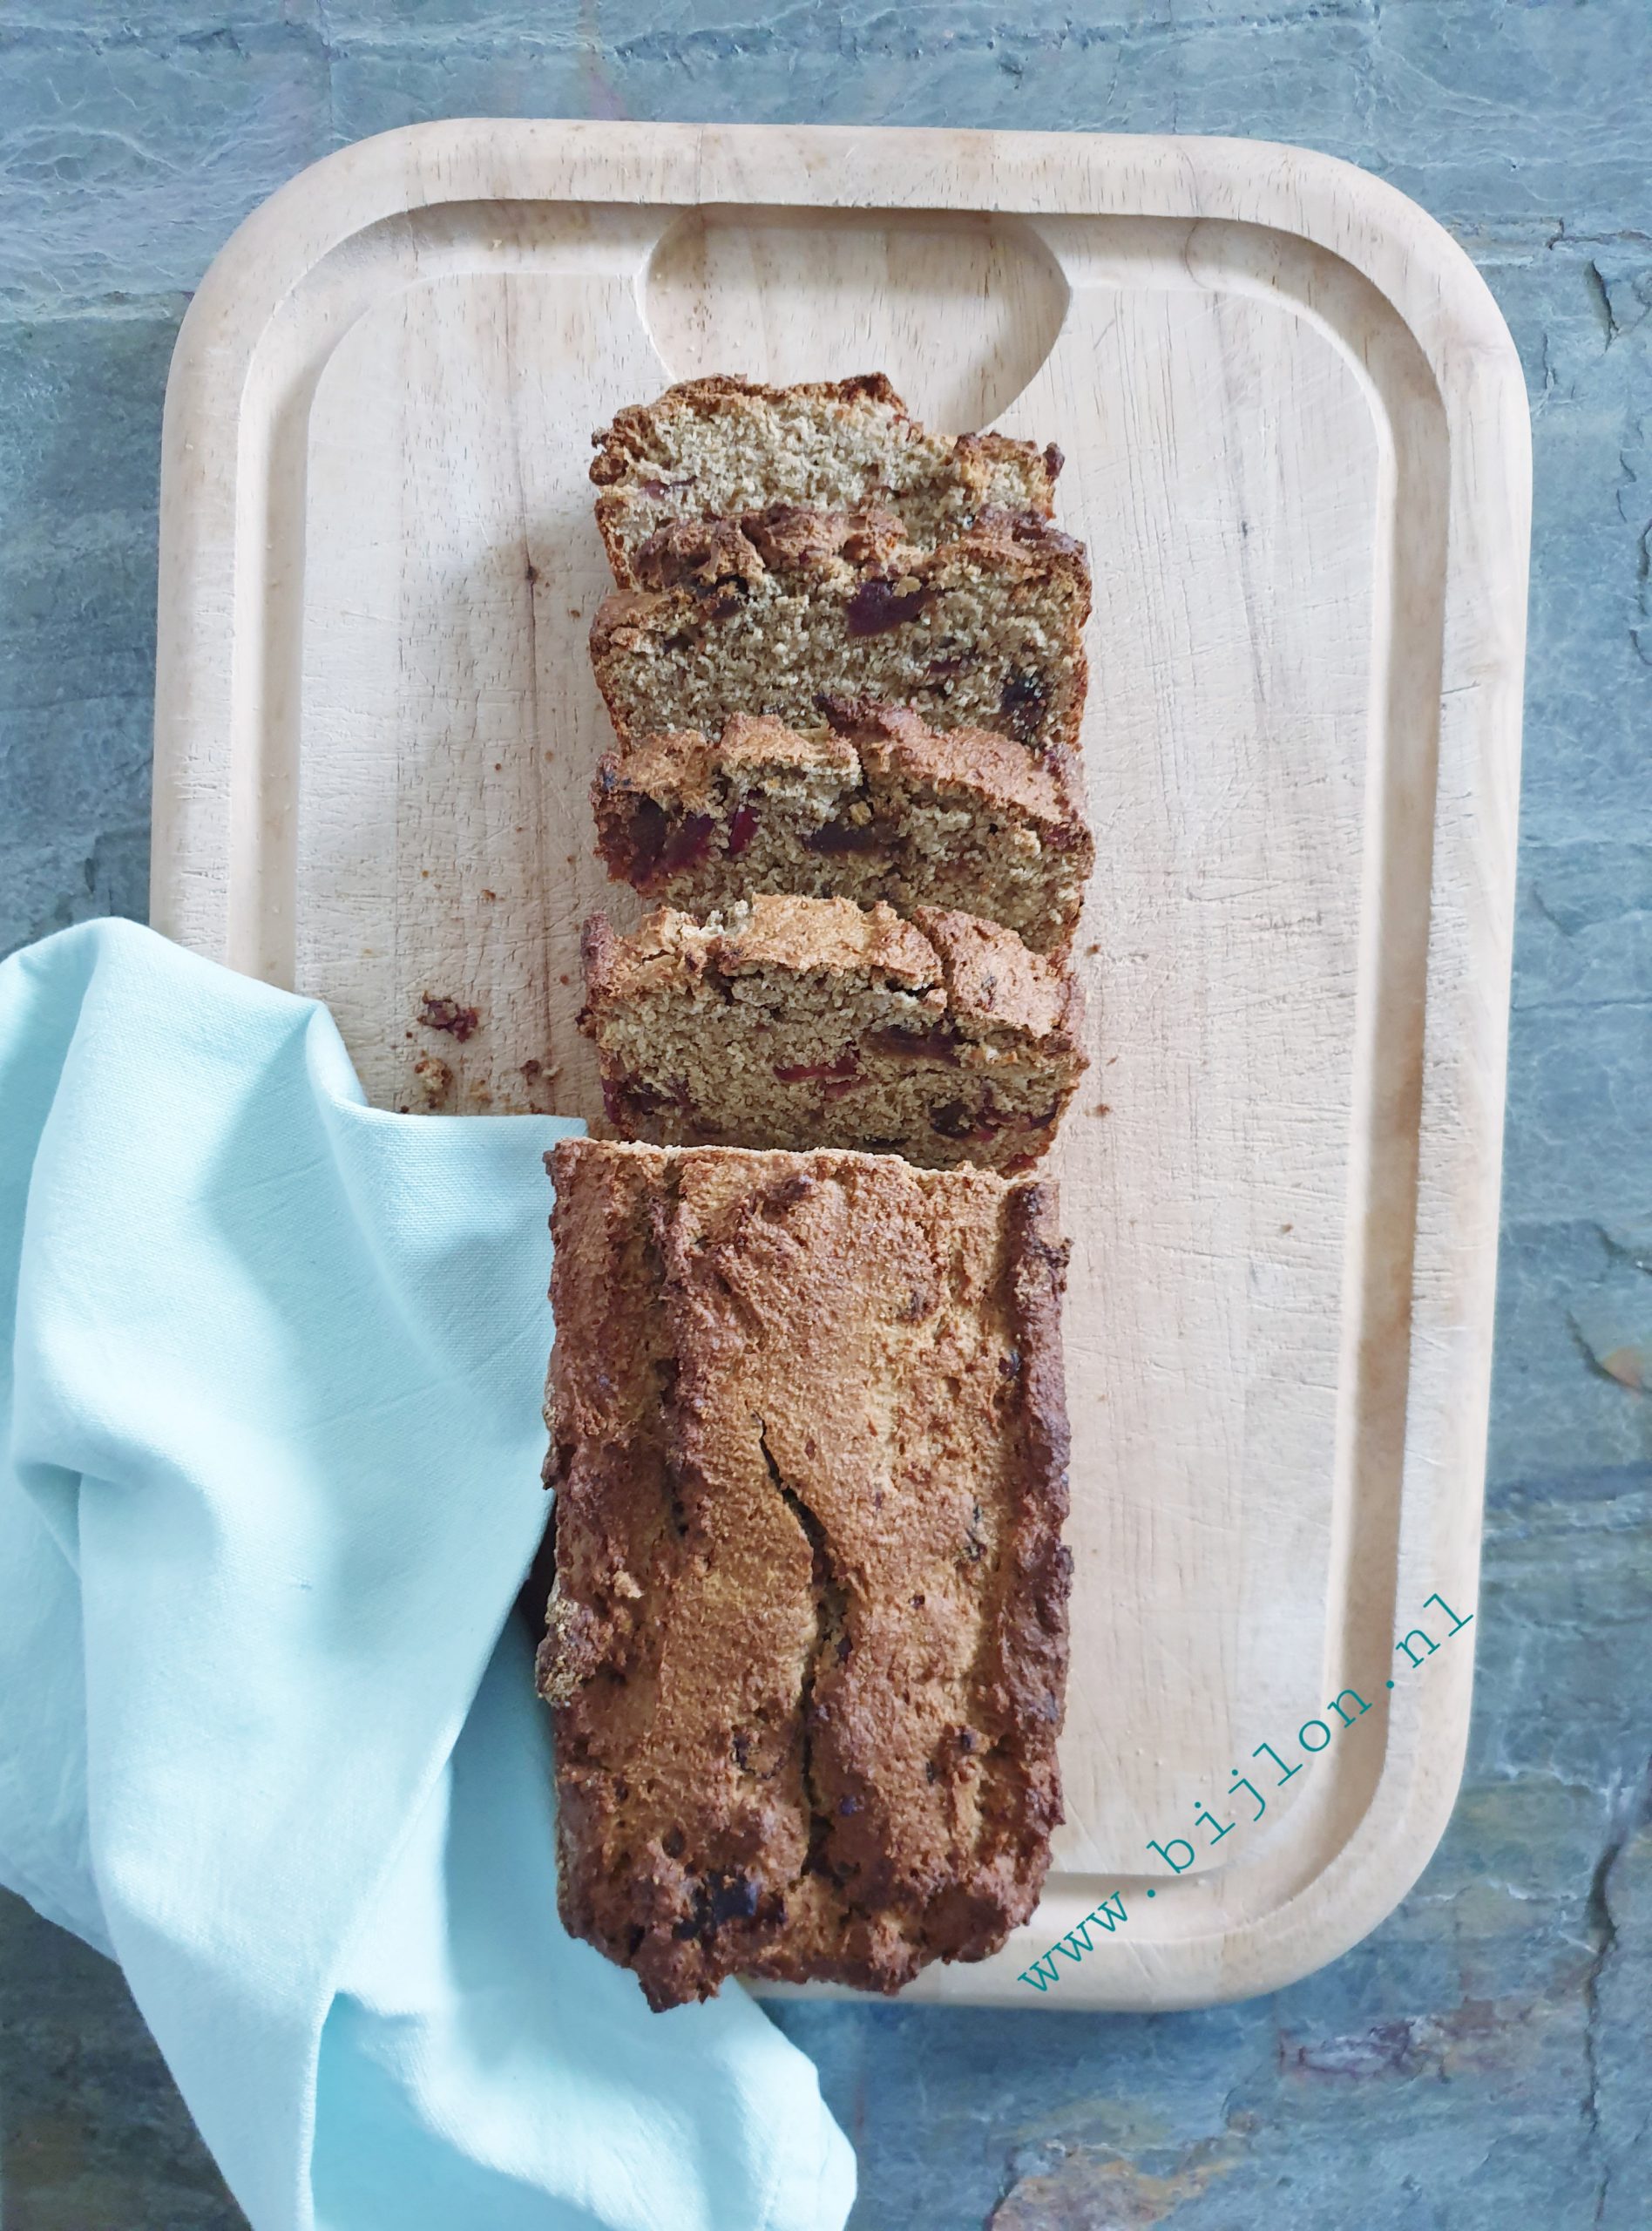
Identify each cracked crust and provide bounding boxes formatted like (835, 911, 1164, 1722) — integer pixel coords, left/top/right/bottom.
(590, 373, 1064, 587)
(591, 706, 1093, 955)
(537, 1138, 1073, 2010)
(588, 505, 1091, 760)
(579, 895, 1088, 1172)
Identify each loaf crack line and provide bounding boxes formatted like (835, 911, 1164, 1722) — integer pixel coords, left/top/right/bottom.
(756, 1416, 850, 1907)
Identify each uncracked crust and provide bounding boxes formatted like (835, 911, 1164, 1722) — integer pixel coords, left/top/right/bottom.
(590, 373, 1064, 588)
(537, 1137, 1073, 2010)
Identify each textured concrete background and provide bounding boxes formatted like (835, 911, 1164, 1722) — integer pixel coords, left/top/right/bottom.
(0, 4, 1647, 2228)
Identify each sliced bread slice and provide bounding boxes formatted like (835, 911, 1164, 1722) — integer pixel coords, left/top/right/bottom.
(590, 373, 1064, 587)
(592, 705, 1093, 954)
(589, 505, 1090, 759)
(579, 894, 1087, 1173)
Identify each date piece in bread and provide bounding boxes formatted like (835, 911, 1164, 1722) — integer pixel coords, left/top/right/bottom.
(590, 373, 1063, 587)
(579, 895, 1088, 1173)
(592, 705, 1093, 957)
(537, 1137, 1072, 2010)
(589, 505, 1090, 760)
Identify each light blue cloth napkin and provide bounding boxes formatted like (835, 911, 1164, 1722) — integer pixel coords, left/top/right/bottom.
(0, 920, 855, 2231)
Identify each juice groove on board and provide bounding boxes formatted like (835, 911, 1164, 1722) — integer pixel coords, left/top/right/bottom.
(151, 124, 1529, 2008)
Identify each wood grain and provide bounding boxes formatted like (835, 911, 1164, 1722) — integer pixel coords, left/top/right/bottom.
(151, 123, 1529, 2009)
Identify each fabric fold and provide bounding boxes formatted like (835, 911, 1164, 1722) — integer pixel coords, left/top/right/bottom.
(0, 921, 854, 2231)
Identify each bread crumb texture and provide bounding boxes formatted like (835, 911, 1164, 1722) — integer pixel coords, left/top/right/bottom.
(591, 372, 1063, 586)
(590, 505, 1090, 759)
(592, 704, 1093, 954)
(579, 894, 1088, 1172)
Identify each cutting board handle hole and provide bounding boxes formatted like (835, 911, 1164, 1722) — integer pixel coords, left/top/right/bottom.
(640, 207, 1070, 435)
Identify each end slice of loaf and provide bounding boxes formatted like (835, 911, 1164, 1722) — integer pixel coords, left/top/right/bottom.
(579, 894, 1087, 1172)
(592, 706, 1094, 955)
(538, 1136, 1072, 2009)
(589, 505, 1090, 759)
(591, 373, 1064, 587)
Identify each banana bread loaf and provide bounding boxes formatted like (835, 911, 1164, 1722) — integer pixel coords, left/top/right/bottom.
(590, 373, 1064, 587)
(588, 505, 1090, 759)
(537, 1136, 1072, 2010)
(579, 895, 1087, 1172)
(592, 705, 1093, 955)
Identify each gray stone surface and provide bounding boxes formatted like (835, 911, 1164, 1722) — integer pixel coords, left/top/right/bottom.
(0, 1887, 243, 2228)
(0, 5, 1646, 2228)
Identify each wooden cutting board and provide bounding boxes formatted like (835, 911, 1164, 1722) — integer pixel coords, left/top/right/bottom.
(151, 121, 1529, 2009)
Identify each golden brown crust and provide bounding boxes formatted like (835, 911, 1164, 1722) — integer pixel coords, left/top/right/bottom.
(586, 587, 655, 658)
(621, 505, 911, 595)
(618, 505, 1084, 601)
(910, 905, 1076, 1042)
(583, 896, 943, 1002)
(593, 716, 857, 814)
(538, 1138, 1072, 2010)
(740, 503, 911, 578)
(720, 709, 858, 772)
(593, 707, 1086, 830)
(575, 910, 630, 1012)
(837, 703, 1086, 830)
(713, 892, 941, 983)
